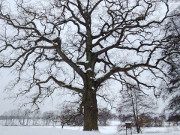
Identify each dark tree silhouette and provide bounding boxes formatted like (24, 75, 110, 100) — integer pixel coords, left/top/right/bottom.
(163, 5, 180, 116)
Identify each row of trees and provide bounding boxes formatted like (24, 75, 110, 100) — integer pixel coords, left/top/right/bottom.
(0, 107, 114, 127)
(1, 106, 178, 128)
(0, 0, 180, 131)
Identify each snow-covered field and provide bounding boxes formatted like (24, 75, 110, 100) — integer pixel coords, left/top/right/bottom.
(0, 125, 180, 135)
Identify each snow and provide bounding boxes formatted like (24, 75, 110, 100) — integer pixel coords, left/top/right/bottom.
(86, 68, 92, 71)
(0, 125, 180, 135)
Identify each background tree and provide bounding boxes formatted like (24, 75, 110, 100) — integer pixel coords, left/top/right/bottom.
(0, 0, 174, 131)
(31, 110, 41, 126)
(59, 105, 83, 128)
(117, 84, 157, 133)
(162, 5, 180, 117)
(42, 111, 56, 126)
(98, 107, 112, 126)
(167, 114, 180, 126)
(19, 109, 32, 126)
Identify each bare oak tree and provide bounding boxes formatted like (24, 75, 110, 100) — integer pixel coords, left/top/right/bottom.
(0, 0, 175, 130)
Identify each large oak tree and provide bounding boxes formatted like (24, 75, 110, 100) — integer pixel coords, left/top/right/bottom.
(0, 0, 175, 130)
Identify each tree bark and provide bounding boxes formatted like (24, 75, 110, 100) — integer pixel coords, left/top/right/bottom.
(135, 121, 141, 134)
(83, 90, 98, 131)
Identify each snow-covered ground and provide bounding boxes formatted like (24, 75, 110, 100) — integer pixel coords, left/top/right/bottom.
(0, 125, 180, 135)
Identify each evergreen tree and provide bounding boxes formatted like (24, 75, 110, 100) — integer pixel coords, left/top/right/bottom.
(164, 6, 180, 115)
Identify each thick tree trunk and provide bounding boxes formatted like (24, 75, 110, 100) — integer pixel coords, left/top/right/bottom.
(83, 91, 98, 131)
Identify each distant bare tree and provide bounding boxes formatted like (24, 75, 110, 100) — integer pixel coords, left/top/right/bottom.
(59, 105, 83, 128)
(19, 109, 31, 126)
(0, 0, 176, 130)
(42, 111, 55, 126)
(98, 107, 112, 126)
(31, 111, 41, 126)
(117, 84, 156, 133)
